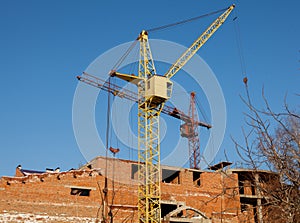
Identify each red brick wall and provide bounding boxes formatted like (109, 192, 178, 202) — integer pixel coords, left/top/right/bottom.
(161, 170, 240, 220)
(0, 169, 138, 222)
(0, 158, 246, 222)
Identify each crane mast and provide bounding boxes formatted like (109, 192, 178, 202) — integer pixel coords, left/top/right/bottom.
(137, 30, 162, 223)
(180, 92, 202, 169)
(189, 92, 200, 169)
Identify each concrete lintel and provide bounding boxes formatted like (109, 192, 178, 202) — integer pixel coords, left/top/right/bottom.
(161, 200, 185, 206)
(161, 166, 181, 171)
(229, 168, 275, 174)
(64, 185, 96, 190)
(240, 194, 263, 199)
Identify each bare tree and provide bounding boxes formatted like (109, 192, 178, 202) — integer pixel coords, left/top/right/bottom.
(233, 77, 300, 223)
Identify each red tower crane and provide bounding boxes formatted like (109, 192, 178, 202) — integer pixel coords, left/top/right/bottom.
(180, 92, 203, 169)
(77, 73, 211, 171)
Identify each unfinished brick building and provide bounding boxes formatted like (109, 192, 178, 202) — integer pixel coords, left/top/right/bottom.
(0, 156, 272, 222)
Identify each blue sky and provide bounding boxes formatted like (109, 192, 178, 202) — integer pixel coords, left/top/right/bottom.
(0, 0, 299, 176)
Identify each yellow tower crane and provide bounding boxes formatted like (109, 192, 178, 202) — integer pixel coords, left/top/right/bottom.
(79, 4, 234, 223)
(112, 5, 234, 222)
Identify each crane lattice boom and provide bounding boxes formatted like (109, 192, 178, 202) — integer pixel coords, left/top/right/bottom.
(164, 4, 235, 79)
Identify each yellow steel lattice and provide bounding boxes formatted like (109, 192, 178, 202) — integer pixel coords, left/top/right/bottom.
(137, 31, 161, 223)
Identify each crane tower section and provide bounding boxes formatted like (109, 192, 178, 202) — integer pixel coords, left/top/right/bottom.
(180, 92, 201, 169)
(137, 30, 163, 223)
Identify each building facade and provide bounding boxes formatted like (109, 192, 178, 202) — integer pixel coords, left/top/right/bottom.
(0, 157, 272, 222)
